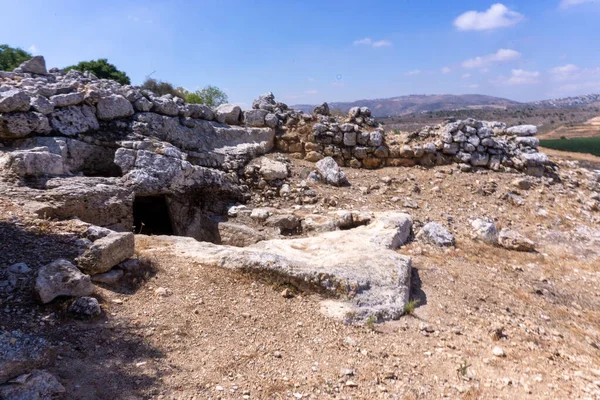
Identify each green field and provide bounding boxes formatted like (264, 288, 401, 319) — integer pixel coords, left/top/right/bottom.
(539, 137, 600, 157)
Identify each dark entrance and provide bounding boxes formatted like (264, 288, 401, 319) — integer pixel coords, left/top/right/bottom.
(133, 196, 174, 235)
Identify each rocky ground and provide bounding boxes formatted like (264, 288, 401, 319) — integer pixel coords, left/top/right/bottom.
(2, 148, 600, 399)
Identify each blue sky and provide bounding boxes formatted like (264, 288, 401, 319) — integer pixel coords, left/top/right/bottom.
(1, 0, 599, 107)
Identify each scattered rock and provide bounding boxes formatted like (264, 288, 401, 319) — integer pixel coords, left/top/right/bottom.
(34, 259, 94, 304)
(315, 157, 348, 186)
(90, 268, 124, 285)
(471, 219, 498, 244)
(16, 56, 48, 75)
(0, 331, 56, 384)
(0, 370, 65, 399)
(68, 296, 102, 318)
(76, 232, 134, 275)
(498, 229, 536, 252)
(8, 263, 31, 274)
(492, 346, 506, 357)
(417, 222, 455, 247)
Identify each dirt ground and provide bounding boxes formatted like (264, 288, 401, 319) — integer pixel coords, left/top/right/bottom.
(1, 148, 600, 399)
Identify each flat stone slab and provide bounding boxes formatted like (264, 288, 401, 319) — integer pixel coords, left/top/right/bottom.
(136, 212, 413, 321)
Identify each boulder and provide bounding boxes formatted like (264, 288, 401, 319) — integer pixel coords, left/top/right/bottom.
(76, 232, 135, 275)
(471, 219, 498, 244)
(215, 104, 241, 125)
(0, 331, 56, 384)
(313, 102, 330, 116)
(506, 125, 537, 136)
(315, 156, 348, 186)
(136, 211, 413, 321)
(0, 89, 31, 113)
(217, 222, 266, 247)
(264, 113, 278, 128)
(417, 222, 455, 247)
(91, 268, 124, 285)
(0, 149, 66, 177)
(96, 94, 134, 120)
(247, 157, 288, 181)
(498, 229, 535, 252)
(16, 56, 48, 75)
(34, 259, 94, 304)
(152, 97, 179, 116)
(265, 214, 301, 234)
(186, 104, 213, 120)
(243, 109, 269, 127)
(49, 105, 99, 136)
(30, 95, 53, 115)
(252, 92, 276, 111)
(50, 92, 85, 108)
(0, 370, 65, 399)
(0, 112, 51, 138)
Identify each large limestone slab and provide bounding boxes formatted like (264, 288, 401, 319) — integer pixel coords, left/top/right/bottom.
(76, 232, 134, 275)
(137, 212, 413, 321)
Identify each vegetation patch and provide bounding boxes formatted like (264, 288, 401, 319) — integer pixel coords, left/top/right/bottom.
(540, 137, 600, 157)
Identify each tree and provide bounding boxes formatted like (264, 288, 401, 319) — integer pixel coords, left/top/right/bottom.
(64, 58, 130, 85)
(141, 78, 184, 97)
(0, 44, 32, 71)
(182, 85, 228, 107)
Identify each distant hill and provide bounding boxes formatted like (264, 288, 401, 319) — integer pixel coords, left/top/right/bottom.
(293, 94, 521, 117)
(529, 94, 600, 109)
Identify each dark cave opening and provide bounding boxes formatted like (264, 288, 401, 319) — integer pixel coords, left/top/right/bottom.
(133, 195, 174, 235)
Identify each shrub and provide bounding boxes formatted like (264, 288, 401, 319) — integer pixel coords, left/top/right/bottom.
(0, 44, 32, 71)
(64, 58, 130, 85)
(141, 78, 184, 98)
(181, 85, 228, 107)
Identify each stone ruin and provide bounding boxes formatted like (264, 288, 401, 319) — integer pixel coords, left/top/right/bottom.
(0, 55, 553, 318)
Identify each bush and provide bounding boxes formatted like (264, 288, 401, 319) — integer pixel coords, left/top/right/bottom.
(179, 85, 228, 107)
(0, 44, 32, 71)
(141, 78, 184, 98)
(64, 58, 130, 85)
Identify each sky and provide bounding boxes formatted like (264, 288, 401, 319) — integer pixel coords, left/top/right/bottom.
(1, 0, 599, 107)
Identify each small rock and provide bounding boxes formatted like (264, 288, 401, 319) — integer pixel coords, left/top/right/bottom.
(8, 263, 31, 274)
(492, 346, 506, 357)
(417, 222, 455, 247)
(154, 287, 172, 297)
(68, 297, 102, 318)
(498, 229, 536, 252)
(34, 259, 94, 304)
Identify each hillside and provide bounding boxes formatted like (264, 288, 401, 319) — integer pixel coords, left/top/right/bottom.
(293, 94, 521, 117)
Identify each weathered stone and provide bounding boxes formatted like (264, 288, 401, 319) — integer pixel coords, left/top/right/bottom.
(0, 370, 65, 399)
(343, 131, 357, 146)
(471, 218, 498, 244)
(498, 229, 535, 252)
(315, 156, 348, 186)
(30, 95, 53, 115)
(417, 222, 455, 247)
(265, 214, 300, 233)
(0, 148, 66, 177)
(506, 125, 537, 136)
(133, 96, 153, 112)
(152, 97, 179, 116)
(35, 259, 94, 304)
(96, 94, 134, 120)
(247, 156, 288, 181)
(0, 332, 56, 385)
(49, 105, 99, 136)
(215, 104, 241, 125)
(50, 92, 85, 108)
(265, 113, 278, 128)
(243, 109, 269, 127)
(0, 112, 50, 138)
(17, 56, 48, 75)
(313, 102, 330, 116)
(0, 89, 31, 113)
(91, 268, 124, 284)
(217, 222, 266, 247)
(137, 211, 413, 321)
(76, 232, 135, 275)
(68, 296, 102, 318)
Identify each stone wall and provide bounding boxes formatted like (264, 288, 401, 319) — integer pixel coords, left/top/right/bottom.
(273, 106, 550, 177)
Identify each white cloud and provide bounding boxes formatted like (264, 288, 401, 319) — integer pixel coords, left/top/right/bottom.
(462, 48, 521, 69)
(461, 73, 471, 79)
(560, 0, 600, 8)
(372, 40, 392, 48)
(441, 67, 452, 74)
(304, 89, 318, 95)
(549, 64, 580, 80)
(467, 84, 481, 89)
(493, 69, 541, 85)
(353, 38, 392, 48)
(405, 70, 421, 76)
(454, 3, 524, 31)
(28, 45, 38, 55)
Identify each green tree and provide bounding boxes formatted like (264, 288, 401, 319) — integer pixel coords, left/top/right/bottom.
(181, 85, 228, 107)
(141, 78, 184, 97)
(0, 44, 32, 71)
(64, 58, 130, 85)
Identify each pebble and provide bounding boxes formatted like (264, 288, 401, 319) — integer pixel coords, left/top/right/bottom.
(492, 346, 506, 357)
